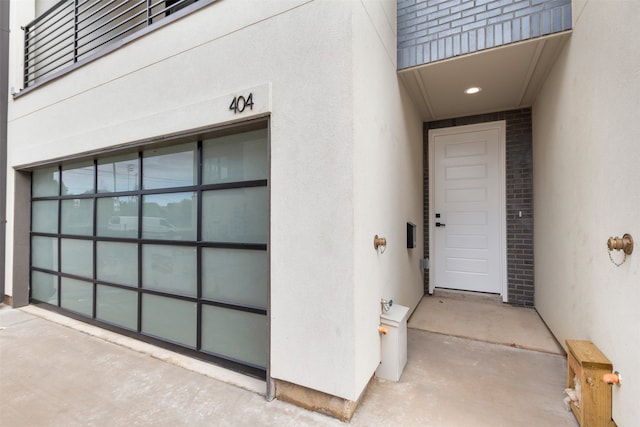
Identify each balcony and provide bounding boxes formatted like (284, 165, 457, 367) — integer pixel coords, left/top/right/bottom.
(21, 0, 200, 90)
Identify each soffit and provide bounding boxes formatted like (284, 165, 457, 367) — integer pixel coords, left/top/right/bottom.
(398, 31, 571, 121)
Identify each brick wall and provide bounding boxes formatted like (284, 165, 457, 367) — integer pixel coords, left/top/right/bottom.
(398, 0, 572, 69)
(424, 108, 534, 306)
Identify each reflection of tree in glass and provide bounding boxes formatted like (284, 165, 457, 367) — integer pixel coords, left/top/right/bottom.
(62, 165, 94, 195)
(168, 198, 194, 229)
(144, 202, 162, 218)
(37, 172, 65, 195)
(118, 200, 138, 216)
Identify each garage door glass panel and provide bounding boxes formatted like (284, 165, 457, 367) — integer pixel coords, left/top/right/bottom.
(61, 199, 93, 236)
(203, 129, 268, 184)
(62, 162, 94, 195)
(96, 285, 137, 330)
(32, 200, 58, 233)
(97, 196, 138, 238)
(202, 305, 267, 368)
(142, 192, 196, 241)
(97, 154, 139, 193)
(31, 271, 58, 304)
(142, 294, 196, 347)
(32, 166, 60, 197)
(61, 238, 93, 278)
(202, 248, 267, 308)
(61, 277, 93, 316)
(143, 143, 196, 190)
(142, 244, 196, 296)
(202, 187, 267, 244)
(97, 241, 138, 286)
(31, 236, 58, 270)
(30, 121, 269, 378)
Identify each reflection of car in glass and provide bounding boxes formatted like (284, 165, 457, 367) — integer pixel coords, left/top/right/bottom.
(108, 216, 177, 237)
(108, 216, 137, 232)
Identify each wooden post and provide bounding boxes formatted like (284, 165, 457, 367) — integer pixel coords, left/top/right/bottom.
(566, 340, 616, 427)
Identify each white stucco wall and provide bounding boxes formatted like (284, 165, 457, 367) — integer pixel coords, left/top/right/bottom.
(353, 1, 424, 392)
(533, 1, 640, 425)
(6, 0, 421, 403)
(352, 0, 424, 392)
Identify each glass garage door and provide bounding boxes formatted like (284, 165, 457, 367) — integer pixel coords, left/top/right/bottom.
(29, 122, 269, 378)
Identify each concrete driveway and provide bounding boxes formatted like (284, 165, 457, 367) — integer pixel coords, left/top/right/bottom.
(0, 304, 577, 426)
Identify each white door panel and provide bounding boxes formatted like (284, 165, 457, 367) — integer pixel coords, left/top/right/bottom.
(429, 122, 506, 295)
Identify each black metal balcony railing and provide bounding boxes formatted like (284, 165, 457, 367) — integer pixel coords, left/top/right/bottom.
(23, 0, 197, 89)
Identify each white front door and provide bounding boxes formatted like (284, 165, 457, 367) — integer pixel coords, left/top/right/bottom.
(429, 122, 506, 297)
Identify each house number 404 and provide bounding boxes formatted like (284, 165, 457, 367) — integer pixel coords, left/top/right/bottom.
(229, 93, 254, 114)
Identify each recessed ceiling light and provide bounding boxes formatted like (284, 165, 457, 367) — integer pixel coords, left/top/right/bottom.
(464, 86, 481, 95)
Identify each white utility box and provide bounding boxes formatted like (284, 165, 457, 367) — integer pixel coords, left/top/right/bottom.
(375, 304, 409, 381)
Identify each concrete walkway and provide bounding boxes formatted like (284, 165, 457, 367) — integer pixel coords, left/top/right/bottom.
(409, 291, 564, 354)
(0, 304, 578, 426)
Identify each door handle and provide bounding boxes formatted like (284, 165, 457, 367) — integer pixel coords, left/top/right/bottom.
(435, 222, 446, 227)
